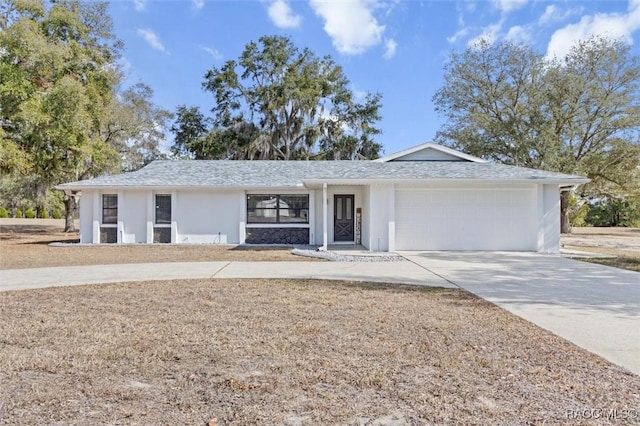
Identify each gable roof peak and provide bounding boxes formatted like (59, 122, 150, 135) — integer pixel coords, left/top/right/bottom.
(374, 142, 487, 163)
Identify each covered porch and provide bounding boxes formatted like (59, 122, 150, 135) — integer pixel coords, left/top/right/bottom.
(307, 181, 395, 252)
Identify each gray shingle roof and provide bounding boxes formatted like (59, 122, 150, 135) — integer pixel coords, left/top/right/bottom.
(57, 160, 588, 190)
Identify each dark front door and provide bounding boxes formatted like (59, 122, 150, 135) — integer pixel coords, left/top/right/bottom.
(334, 194, 354, 242)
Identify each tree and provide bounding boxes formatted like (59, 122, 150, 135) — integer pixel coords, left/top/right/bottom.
(102, 82, 173, 171)
(171, 35, 383, 160)
(586, 198, 640, 227)
(1, 0, 170, 231)
(433, 36, 640, 232)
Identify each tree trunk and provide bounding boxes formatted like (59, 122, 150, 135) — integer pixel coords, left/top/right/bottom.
(63, 192, 76, 232)
(560, 191, 571, 234)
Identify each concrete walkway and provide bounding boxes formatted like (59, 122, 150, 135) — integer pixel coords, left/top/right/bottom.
(0, 260, 454, 292)
(400, 251, 640, 376)
(1, 253, 638, 375)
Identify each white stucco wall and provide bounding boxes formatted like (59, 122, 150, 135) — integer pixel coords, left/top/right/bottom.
(539, 184, 561, 253)
(367, 184, 392, 251)
(78, 190, 93, 244)
(120, 190, 147, 243)
(361, 186, 371, 250)
(75, 182, 563, 251)
(313, 190, 323, 246)
(175, 191, 242, 244)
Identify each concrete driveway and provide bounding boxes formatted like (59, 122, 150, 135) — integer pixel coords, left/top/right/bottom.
(399, 251, 640, 376)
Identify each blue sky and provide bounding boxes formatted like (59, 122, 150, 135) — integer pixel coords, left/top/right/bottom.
(108, 0, 640, 156)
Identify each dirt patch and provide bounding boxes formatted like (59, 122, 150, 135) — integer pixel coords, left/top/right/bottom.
(1, 279, 638, 425)
(0, 219, 320, 270)
(562, 227, 640, 272)
(562, 227, 640, 252)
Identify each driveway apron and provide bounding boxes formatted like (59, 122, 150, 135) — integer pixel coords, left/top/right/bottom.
(400, 251, 640, 376)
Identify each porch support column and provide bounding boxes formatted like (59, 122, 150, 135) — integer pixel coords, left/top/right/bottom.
(322, 182, 328, 251)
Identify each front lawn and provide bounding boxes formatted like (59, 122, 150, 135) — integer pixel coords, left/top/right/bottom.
(1, 279, 637, 424)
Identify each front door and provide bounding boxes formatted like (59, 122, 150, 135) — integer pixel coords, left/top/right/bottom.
(334, 194, 354, 242)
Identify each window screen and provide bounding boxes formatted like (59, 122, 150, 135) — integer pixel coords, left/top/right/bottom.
(155, 194, 171, 224)
(102, 194, 117, 224)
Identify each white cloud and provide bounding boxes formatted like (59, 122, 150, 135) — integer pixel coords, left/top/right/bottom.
(467, 18, 505, 47)
(539, 5, 556, 24)
(492, 0, 528, 14)
(539, 4, 584, 25)
(267, 0, 302, 29)
(352, 87, 368, 103)
(546, 0, 640, 58)
(137, 29, 165, 52)
(193, 0, 205, 10)
(133, 0, 145, 12)
(447, 27, 469, 44)
(202, 46, 223, 60)
(383, 38, 397, 59)
(504, 25, 531, 44)
(309, 0, 385, 55)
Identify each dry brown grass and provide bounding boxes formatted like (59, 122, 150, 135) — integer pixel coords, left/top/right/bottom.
(0, 219, 319, 270)
(564, 246, 640, 272)
(1, 279, 638, 425)
(562, 227, 640, 272)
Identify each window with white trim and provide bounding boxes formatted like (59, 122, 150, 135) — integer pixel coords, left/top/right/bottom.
(247, 194, 309, 224)
(155, 194, 171, 224)
(102, 194, 117, 224)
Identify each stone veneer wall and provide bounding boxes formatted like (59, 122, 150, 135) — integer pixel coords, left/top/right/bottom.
(100, 227, 117, 244)
(153, 227, 171, 244)
(245, 227, 309, 245)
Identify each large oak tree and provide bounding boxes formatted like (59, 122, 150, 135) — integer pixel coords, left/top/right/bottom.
(171, 35, 383, 160)
(433, 37, 640, 232)
(0, 0, 170, 230)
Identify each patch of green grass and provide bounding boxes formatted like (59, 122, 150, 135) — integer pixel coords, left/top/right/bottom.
(578, 256, 640, 273)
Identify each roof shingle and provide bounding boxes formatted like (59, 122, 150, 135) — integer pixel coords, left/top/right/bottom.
(57, 160, 589, 190)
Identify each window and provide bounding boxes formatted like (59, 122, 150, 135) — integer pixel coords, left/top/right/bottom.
(155, 194, 171, 224)
(102, 194, 117, 224)
(247, 194, 309, 224)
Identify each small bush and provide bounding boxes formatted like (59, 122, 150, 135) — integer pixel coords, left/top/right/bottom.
(586, 198, 640, 227)
(16, 209, 23, 218)
(25, 209, 36, 219)
(569, 204, 589, 227)
(39, 210, 49, 219)
(0, 207, 8, 218)
(52, 210, 62, 219)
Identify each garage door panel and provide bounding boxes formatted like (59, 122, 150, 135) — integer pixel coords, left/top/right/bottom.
(395, 188, 535, 251)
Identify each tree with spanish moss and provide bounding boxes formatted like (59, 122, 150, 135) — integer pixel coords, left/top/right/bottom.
(171, 35, 383, 161)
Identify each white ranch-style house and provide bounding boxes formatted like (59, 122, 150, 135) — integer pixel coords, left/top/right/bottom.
(57, 143, 588, 252)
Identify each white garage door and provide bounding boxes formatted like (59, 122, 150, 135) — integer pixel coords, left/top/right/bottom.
(395, 187, 536, 251)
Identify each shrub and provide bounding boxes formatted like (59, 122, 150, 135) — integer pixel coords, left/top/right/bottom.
(586, 198, 640, 227)
(0, 207, 8, 218)
(569, 204, 589, 227)
(16, 209, 23, 218)
(52, 210, 62, 219)
(39, 210, 49, 219)
(25, 209, 36, 219)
